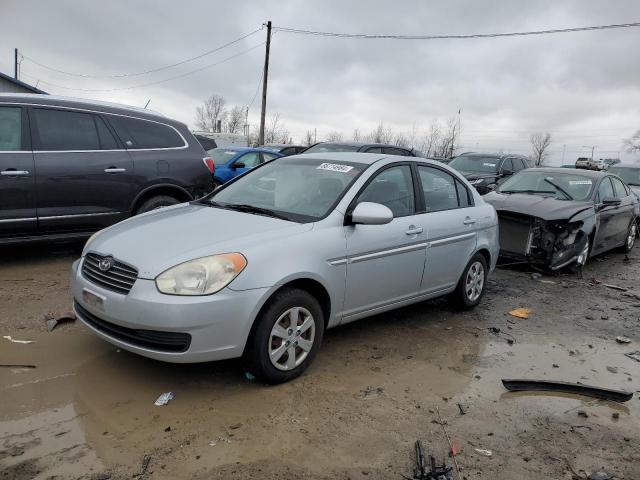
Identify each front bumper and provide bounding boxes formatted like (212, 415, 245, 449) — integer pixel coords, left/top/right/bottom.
(71, 258, 269, 363)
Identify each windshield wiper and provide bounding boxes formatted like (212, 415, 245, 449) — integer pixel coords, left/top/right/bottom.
(217, 203, 290, 220)
(543, 177, 574, 200)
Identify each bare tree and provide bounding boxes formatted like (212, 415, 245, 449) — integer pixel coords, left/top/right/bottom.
(435, 118, 460, 158)
(393, 132, 409, 147)
(194, 94, 227, 132)
(264, 113, 289, 144)
(226, 105, 245, 134)
(304, 130, 315, 146)
(624, 130, 640, 154)
(368, 122, 393, 144)
(352, 129, 362, 142)
(530, 132, 552, 166)
(420, 122, 442, 157)
(325, 131, 344, 142)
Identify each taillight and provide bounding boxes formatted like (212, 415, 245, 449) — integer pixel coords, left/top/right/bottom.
(202, 157, 215, 174)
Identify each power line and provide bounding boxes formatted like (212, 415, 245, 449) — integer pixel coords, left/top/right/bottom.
(273, 21, 640, 40)
(20, 42, 265, 92)
(21, 27, 263, 78)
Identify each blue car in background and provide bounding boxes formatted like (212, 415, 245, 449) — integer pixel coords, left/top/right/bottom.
(208, 147, 283, 187)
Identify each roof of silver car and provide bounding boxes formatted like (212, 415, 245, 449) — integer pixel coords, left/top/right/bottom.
(295, 152, 394, 165)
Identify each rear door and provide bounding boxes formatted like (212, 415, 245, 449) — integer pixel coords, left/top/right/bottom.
(416, 165, 478, 293)
(610, 176, 635, 245)
(30, 107, 133, 232)
(594, 177, 618, 252)
(0, 105, 36, 237)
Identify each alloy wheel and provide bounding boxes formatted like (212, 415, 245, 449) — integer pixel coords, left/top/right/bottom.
(627, 223, 637, 250)
(465, 261, 485, 302)
(268, 307, 315, 371)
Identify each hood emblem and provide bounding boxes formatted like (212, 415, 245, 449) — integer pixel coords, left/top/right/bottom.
(98, 256, 114, 272)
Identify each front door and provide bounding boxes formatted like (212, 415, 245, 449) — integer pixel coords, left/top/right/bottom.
(594, 177, 620, 253)
(232, 151, 261, 177)
(610, 176, 635, 245)
(343, 164, 426, 318)
(30, 107, 133, 232)
(416, 165, 478, 293)
(0, 106, 36, 237)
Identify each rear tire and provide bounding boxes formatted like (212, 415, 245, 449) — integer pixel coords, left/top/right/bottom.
(135, 195, 180, 214)
(450, 253, 488, 310)
(244, 288, 324, 384)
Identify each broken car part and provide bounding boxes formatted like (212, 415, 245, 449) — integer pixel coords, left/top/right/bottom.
(502, 379, 633, 403)
(409, 440, 453, 480)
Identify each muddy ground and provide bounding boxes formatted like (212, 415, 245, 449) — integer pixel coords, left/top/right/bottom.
(1, 242, 639, 480)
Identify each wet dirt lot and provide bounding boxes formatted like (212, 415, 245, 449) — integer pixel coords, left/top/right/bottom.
(1, 242, 639, 479)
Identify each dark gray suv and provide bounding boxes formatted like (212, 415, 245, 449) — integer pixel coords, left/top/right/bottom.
(0, 94, 214, 244)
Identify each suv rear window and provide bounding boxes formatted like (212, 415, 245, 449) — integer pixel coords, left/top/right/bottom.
(0, 106, 22, 151)
(109, 116, 185, 149)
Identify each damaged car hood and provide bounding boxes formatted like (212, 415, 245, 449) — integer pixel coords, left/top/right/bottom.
(484, 192, 594, 221)
(84, 203, 312, 278)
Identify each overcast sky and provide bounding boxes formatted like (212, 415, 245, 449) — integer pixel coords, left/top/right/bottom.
(2, 0, 639, 163)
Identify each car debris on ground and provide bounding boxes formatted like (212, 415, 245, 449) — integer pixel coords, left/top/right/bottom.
(508, 308, 530, 319)
(474, 448, 493, 457)
(2, 335, 34, 344)
(407, 440, 453, 480)
(615, 336, 631, 344)
(501, 379, 633, 402)
(154, 392, 175, 406)
(624, 350, 640, 362)
(44, 310, 76, 332)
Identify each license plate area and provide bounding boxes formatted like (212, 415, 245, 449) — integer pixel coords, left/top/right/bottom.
(82, 288, 105, 312)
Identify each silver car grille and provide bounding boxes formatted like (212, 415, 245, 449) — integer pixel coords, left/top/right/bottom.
(82, 253, 138, 295)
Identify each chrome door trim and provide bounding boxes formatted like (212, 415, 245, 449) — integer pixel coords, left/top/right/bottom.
(1, 170, 30, 176)
(104, 168, 127, 173)
(428, 232, 476, 248)
(350, 242, 428, 264)
(38, 212, 120, 220)
(0, 217, 37, 223)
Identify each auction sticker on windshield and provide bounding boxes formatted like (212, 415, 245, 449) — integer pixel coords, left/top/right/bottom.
(317, 163, 354, 173)
(483, 163, 496, 167)
(569, 180, 593, 185)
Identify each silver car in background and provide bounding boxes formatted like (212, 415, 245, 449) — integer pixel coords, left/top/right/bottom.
(71, 153, 499, 383)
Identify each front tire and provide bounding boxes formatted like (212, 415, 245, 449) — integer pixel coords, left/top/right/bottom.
(244, 288, 324, 384)
(618, 221, 637, 253)
(450, 254, 488, 310)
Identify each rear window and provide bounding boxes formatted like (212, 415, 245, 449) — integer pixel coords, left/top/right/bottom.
(108, 116, 185, 149)
(303, 143, 361, 154)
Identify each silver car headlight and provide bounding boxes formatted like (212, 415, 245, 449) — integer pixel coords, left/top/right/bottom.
(155, 253, 247, 296)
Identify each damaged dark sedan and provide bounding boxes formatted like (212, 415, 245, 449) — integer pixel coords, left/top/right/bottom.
(484, 168, 639, 270)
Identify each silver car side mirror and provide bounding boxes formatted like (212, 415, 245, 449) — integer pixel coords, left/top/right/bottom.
(351, 202, 393, 225)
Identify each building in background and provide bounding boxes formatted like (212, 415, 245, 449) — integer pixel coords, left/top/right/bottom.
(0, 71, 47, 94)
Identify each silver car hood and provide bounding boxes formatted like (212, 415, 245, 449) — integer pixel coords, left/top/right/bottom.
(87, 203, 312, 278)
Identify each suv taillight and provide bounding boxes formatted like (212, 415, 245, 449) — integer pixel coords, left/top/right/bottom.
(203, 157, 215, 174)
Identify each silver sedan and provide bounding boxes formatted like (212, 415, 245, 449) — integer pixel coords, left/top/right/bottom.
(71, 153, 499, 383)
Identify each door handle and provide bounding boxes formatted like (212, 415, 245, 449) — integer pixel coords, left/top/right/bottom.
(463, 218, 476, 225)
(104, 167, 127, 173)
(405, 226, 423, 235)
(1, 169, 29, 176)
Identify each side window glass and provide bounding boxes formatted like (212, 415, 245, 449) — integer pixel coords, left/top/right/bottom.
(358, 165, 415, 217)
(94, 116, 118, 150)
(239, 152, 260, 168)
(512, 159, 523, 172)
(597, 178, 615, 202)
(109, 116, 185, 149)
(384, 147, 411, 156)
(456, 179, 472, 207)
(261, 152, 279, 162)
(502, 158, 514, 172)
(611, 177, 628, 199)
(0, 107, 22, 151)
(417, 166, 459, 212)
(34, 108, 99, 151)
(365, 147, 383, 154)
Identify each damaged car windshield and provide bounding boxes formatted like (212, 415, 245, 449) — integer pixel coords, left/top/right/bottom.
(202, 157, 366, 222)
(448, 155, 500, 173)
(498, 171, 594, 201)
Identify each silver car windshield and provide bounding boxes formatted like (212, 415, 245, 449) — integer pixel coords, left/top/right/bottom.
(498, 171, 595, 201)
(206, 158, 366, 222)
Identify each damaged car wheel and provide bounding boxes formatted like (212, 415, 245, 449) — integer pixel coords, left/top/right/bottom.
(451, 254, 487, 310)
(244, 288, 324, 384)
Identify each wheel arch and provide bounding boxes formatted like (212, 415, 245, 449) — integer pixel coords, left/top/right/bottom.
(131, 183, 192, 214)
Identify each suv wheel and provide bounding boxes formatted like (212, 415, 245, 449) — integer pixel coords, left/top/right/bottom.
(244, 288, 324, 384)
(450, 253, 488, 310)
(136, 195, 180, 214)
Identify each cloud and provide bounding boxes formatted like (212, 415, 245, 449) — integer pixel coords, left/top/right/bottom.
(2, 0, 639, 162)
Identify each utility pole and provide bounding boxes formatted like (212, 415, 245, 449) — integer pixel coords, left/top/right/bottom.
(14, 48, 18, 80)
(258, 21, 272, 146)
(245, 106, 250, 145)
